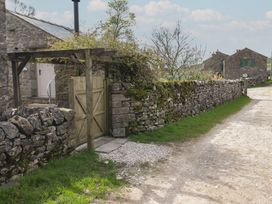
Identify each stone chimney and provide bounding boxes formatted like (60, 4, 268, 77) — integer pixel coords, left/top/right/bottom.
(0, 0, 10, 113)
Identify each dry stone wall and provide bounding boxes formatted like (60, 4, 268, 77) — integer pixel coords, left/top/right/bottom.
(0, 106, 76, 185)
(246, 76, 268, 87)
(111, 80, 245, 137)
(55, 64, 79, 108)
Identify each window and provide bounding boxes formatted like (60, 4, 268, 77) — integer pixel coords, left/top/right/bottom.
(219, 61, 224, 72)
(240, 58, 256, 67)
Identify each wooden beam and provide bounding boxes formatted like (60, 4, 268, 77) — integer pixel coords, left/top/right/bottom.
(18, 56, 31, 74)
(85, 50, 95, 150)
(12, 61, 21, 107)
(8, 48, 115, 60)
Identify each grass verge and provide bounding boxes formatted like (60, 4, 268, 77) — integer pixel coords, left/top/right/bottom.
(0, 151, 123, 204)
(255, 79, 272, 87)
(130, 96, 251, 143)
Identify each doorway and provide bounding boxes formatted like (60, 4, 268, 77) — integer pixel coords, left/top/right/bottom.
(37, 63, 56, 98)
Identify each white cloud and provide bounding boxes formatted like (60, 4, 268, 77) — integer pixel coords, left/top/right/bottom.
(88, 0, 107, 11)
(265, 11, 272, 20)
(228, 20, 270, 30)
(201, 19, 271, 32)
(130, 0, 188, 27)
(191, 9, 225, 22)
(130, 5, 143, 14)
(35, 11, 73, 26)
(143, 0, 188, 16)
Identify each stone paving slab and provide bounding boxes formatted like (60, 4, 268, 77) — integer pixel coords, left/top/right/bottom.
(96, 138, 128, 153)
(74, 136, 124, 153)
(95, 136, 115, 148)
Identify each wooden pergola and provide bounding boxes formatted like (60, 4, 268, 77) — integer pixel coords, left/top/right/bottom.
(8, 48, 116, 150)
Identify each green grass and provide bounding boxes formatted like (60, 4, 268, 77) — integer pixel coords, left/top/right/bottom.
(0, 151, 123, 204)
(130, 96, 251, 143)
(255, 79, 272, 87)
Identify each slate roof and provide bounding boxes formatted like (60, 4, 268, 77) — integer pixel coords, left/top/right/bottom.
(10, 11, 74, 40)
(204, 48, 267, 63)
(232, 48, 267, 59)
(203, 51, 229, 63)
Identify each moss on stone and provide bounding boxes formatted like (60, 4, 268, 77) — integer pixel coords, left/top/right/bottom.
(128, 120, 139, 134)
(126, 88, 150, 101)
(134, 101, 143, 112)
(125, 80, 200, 124)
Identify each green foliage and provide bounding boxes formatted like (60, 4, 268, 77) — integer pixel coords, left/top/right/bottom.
(51, 34, 161, 85)
(177, 67, 214, 81)
(126, 88, 149, 101)
(126, 81, 197, 106)
(130, 96, 251, 143)
(51, 34, 98, 50)
(99, 0, 136, 42)
(0, 151, 123, 204)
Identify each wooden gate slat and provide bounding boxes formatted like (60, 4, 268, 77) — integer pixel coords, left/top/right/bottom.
(75, 95, 87, 114)
(93, 117, 104, 132)
(93, 91, 103, 114)
(70, 75, 107, 146)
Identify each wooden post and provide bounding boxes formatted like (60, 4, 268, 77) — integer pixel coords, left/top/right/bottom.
(12, 60, 21, 107)
(105, 67, 111, 136)
(85, 50, 94, 150)
(68, 78, 75, 109)
(243, 77, 248, 95)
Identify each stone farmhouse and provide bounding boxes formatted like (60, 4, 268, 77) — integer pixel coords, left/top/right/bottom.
(203, 48, 268, 84)
(6, 11, 74, 103)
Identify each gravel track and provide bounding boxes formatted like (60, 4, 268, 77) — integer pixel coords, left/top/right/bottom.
(98, 86, 272, 204)
(99, 142, 172, 166)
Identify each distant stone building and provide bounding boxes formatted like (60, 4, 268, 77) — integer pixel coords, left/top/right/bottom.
(6, 11, 74, 104)
(203, 51, 229, 75)
(204, 48, 268, 84)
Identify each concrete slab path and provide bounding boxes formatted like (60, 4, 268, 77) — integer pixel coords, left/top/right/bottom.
(96, 138, 128, 153)
(74, 137, 127, 153)
(104, 86, 272, 204)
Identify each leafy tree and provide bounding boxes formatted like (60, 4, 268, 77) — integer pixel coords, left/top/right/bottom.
(151, 21, 205, 80)
(99, 0, 136, 42)
(50, 34, 160, 83)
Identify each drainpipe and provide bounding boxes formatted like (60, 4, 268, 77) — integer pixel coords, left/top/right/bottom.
(222, 60, 226, 78)
(72, 0, 80, 35)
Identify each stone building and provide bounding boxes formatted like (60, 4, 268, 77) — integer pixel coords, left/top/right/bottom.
(6, 11, 73, 52)
(6, 11, 74, 103)
(204, 48, 268, 84)
(0, 0, 10, 113)
(203, 51, 229, 75)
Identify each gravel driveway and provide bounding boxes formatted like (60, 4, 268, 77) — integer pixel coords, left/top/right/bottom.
(102, 86, 272, 204)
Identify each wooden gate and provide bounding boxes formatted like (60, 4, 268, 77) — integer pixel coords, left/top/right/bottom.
(69, 75, 107, 145)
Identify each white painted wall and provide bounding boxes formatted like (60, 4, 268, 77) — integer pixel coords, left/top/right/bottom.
(37, 63, 56, 98)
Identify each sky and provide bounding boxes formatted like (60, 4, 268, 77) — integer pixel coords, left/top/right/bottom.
(5, 0, 272, 58)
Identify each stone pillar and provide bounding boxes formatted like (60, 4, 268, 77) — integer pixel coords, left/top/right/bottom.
(0, 0, 9, 113)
